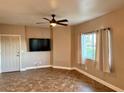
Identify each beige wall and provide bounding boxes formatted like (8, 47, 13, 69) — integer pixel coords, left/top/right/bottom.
(72, 7, 124, 89)
(53, 26, 71, 67)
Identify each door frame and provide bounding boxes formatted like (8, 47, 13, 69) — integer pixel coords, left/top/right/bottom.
(0, 34, 22, 73)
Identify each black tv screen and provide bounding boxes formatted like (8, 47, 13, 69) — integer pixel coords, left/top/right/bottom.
(29, 38, 51, 51)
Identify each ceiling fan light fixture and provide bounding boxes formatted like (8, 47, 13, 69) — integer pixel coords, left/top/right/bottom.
(50, 22, 56, 27)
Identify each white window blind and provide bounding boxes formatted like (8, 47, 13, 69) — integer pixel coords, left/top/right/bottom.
(81, 33, 96, 63)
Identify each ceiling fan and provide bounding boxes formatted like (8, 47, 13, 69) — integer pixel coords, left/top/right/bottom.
(37, 14, 68, 27)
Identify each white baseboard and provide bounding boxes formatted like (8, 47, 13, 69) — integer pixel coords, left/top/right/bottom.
(20, 65, 71, 71)
(52, 66, 72, 70)
(20, 65, 52, 71)
(20, 68, 26, 71)
(72, 67, 124, 92)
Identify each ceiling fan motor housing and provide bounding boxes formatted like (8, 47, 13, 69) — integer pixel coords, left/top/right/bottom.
(51, 14, 56, 23)
(52, 14, 56, 18)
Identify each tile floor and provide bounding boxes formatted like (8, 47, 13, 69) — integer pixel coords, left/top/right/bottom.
(0, 68, 114, 92)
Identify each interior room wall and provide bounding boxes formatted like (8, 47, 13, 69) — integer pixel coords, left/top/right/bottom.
(72, 7, 124, 90)
(0, 24, 72, 70)
(0, 24, 51, 70)
(53, 26, 71, 67)
(22, 26, 51, 69)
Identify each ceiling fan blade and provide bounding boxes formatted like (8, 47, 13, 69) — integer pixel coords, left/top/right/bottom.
(43, 18, 50, 22)
(57, 22, 68, 26)
(57, 19, 68, 22)
(36, 22, 47, 24)
(36, 22, 49, 26)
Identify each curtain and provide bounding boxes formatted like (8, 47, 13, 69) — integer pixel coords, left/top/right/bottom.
(77, 32, 82, 64)
(96, 29, 112, 73)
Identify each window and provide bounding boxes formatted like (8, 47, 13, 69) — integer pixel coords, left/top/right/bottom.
(81, 33, 96, 62)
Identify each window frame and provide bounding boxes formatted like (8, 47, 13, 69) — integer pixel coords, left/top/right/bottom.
(81, 32, 97, 63)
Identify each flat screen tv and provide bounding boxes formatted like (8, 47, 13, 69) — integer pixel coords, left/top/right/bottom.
(29, 38, 51, 51)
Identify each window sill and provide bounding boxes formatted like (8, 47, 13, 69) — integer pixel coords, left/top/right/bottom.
(80, 59, 96, 66)
(85, 59, 96, 63)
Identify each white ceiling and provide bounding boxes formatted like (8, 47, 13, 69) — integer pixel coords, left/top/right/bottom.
(0, 0, 124, 27)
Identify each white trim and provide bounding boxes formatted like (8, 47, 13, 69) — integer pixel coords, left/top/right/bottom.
(72, 67, 124, 92)
(19, 36, 22, 71)
(20, 68, 26, 71)
(20, 65, 52, 71)
(52, 66, 72, 70)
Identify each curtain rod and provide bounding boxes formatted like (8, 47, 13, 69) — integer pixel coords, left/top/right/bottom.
(82, 27, 111, 34)
(96, 27, 111, 31)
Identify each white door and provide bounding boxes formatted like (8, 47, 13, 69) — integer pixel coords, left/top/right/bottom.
(1, 36, 20, 72)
